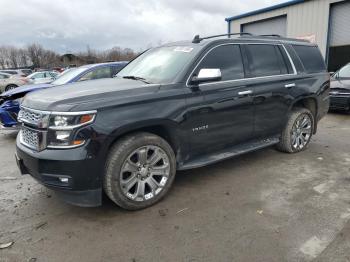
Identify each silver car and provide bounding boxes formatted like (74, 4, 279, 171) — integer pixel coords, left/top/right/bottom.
(0, 69, 32, 77)
(27, 71, 59, 84)
(0, 72, 29, 93)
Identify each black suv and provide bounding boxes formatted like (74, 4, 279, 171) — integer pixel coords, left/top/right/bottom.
(15, 34, 330, 210)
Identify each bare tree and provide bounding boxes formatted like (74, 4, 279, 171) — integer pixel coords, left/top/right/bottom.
(0, 43, 139, 69)
(9, 47, 19, 68)
(0, 47, 8, 69)
(27, 43, 43, 68)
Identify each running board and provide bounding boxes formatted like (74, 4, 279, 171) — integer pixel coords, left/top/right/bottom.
(178, 137, 280, 170)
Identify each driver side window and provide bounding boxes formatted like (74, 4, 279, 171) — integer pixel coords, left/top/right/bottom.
(194, 45, 244, 82)
(78, 67, 112, 82)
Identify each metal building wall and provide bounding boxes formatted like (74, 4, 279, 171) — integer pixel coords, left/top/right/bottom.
(229, 0, 344, 58)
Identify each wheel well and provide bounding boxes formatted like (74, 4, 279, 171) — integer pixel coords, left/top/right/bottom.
(291, 98, 318, 133)
(5, 84, 18, 89)
(108, 125, 178, 155)
(292, 98, 317, 119)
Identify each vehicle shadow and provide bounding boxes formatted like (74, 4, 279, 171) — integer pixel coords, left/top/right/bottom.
(65, 146, 279, 219)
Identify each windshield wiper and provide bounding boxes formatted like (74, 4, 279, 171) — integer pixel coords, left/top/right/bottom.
(122, 75, 151, 84)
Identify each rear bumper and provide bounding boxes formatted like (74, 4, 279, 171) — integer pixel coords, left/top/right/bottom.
(15, 135, 103, 207)
(329, 95, 350, 111)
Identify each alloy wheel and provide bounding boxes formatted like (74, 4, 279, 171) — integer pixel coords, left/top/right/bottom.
(120, 145, 170, 202)
(291, 113, 312, 150)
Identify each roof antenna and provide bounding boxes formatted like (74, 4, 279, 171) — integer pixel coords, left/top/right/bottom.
(192, 35, 201, 44)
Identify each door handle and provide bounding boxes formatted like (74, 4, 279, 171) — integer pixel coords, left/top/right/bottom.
(238, 90, 253, 96)
(285, 83, 296, 88)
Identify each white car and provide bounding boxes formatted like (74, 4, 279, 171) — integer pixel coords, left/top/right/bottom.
(27, 71, 59, 84)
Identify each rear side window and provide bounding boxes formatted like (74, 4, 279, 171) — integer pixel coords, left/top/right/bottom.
(113, 64, 125, 75)
(78, 67, 112, 82)
(245, 44, 288, 77)
(292, 45, 326, 73)
(194, 44, 244, 81)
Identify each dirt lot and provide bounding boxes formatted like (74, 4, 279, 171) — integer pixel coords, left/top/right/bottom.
(0, 113, 350, 262)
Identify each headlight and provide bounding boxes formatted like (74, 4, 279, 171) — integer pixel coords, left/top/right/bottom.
(47, 111, 96, 148)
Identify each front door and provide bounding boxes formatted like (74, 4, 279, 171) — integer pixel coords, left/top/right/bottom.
(186, 44, 255, 157)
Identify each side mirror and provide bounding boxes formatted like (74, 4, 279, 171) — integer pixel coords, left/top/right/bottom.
(191, 68, 221, 84)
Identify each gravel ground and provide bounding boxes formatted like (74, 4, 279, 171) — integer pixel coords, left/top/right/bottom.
(0, 113, 350, 262)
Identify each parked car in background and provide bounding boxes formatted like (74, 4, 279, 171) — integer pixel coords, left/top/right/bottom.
(27, 71, 59, 84)
(52, 67, 65, 73)
(0, 61, 128, 128)
(0, 72, 30, 93)
(330, 63, 350, 112)
(14, 34, 329, 209)
(0, 69, 33, 77)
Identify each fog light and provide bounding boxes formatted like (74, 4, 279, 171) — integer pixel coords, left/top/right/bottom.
(59, 177, 69, 183)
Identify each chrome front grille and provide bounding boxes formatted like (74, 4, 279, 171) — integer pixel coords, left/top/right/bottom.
(18, 107, 50, 128)
(21, 127, 39, 149)
(20, 126, 47, 151)
(18, 107, 49, 151)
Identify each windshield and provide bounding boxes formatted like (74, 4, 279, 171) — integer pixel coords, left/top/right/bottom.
(51, 67, 87, 85)
(117, 46, 199, 84)
(337, 64, 350, 78)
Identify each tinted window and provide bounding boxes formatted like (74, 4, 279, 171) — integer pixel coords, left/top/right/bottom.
(245, 44, 287, 77)
(194, 45, 244, 81)
(1, 71, 17, 75)
(113, 65, 125, 75)
(33, 72, 45, 78)
(293, 45, 326, 73)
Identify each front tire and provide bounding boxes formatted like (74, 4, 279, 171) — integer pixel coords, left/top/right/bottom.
(277, 108, 314, 153)
(104, 132, 176, 210)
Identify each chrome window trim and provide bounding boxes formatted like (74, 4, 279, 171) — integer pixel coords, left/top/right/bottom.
(186, 42, 298, 88)
(281, 44, 297, 75)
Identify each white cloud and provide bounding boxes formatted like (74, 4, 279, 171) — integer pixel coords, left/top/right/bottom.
(0, 0, 282, 53)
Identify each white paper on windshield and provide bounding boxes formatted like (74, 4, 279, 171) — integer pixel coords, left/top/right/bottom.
(174, 47, 193, 53)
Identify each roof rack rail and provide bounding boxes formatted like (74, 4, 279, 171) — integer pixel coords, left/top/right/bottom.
(259, 34, 281, 37)
(192, 33, 252, 43)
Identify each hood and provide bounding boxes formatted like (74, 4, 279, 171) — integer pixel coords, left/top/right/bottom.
(330, 78, 350, 91)
(0, 83, 53, 98)
(22, 78, 161, 112)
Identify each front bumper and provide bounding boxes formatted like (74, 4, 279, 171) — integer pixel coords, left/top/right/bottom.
(329, 95, 350, 111)
(15, 135, 103, 207)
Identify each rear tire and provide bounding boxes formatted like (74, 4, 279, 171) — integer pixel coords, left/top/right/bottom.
(103, 132, 176, 210)
(277, 108, 314, 153)
(5, 84, 17, 91)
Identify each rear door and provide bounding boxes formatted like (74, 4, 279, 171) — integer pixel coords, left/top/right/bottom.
(242, 43, 296, 138)
(186, 44, 255, 156)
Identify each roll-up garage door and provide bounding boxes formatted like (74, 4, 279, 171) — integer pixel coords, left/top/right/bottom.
(242, 16, 287, 37)
(328, 1, 350, 71)
(329, 1, 350, 47)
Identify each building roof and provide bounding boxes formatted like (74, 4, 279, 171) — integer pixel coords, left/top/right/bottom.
(225, 0, 307, 22)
